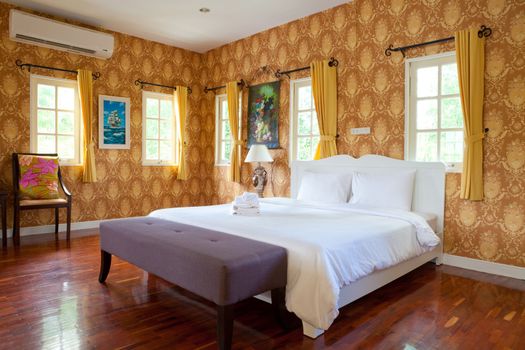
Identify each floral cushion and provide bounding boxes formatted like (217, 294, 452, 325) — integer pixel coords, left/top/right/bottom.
(18, 155, 60, 199)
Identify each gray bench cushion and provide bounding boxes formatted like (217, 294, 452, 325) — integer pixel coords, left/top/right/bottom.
(100, 217, 287, 305)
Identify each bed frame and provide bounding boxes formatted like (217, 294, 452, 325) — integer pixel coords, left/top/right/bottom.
(259, 155, 446, 338)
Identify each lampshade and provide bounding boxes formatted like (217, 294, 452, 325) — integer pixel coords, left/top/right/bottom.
(245, 144, 273, 163)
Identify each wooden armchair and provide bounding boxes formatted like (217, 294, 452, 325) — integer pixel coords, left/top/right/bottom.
(12, 153, 72, 246)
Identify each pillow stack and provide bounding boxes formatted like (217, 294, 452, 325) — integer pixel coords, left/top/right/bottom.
(296, 169, 417, 211)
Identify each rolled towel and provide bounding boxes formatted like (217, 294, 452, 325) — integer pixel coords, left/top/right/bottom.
(233, 192, 260, 207)
(242, 192, 259, 206)
(232, 196, 245, 206)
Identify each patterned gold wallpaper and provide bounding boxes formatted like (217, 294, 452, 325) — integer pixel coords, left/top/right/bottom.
(0, 2, 212, 227)
(0, 1, 524, 268)
(202, 0, 525, 267)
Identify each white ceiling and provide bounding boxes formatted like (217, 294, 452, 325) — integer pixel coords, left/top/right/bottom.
(5, 0, 350, 53)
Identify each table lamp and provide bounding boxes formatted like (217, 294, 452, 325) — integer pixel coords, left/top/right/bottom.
(244, 144, 273, 198)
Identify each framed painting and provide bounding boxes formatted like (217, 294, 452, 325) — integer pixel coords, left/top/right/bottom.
(247, 81, 280, 149)
(99, 95, 130, 149)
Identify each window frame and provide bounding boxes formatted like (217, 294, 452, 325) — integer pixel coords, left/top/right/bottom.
(289, 77, 319, 163)
(404, 51, 463, 173)
(214, 93, 241, 166)
(141, 90, 178, 166)
(29, 74, 82, 166)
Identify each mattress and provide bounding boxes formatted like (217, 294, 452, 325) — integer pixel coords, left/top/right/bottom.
(414, 211, 438, 232)
(149, 197, 440, 330)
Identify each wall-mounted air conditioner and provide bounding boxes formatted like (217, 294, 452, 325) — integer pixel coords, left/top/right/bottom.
(9, 9, 114, 60)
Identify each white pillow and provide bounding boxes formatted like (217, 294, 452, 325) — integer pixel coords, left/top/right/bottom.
(349, 170, 416, 211)
(297, 172, 352, 204)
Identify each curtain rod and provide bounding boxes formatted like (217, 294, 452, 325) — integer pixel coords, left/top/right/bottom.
(135, 79, 192, 94)
(274, 57, 339, 79)
(204, 79, 246, 94)
(15, 59, 101, 80)
(385, 25, 492, 57)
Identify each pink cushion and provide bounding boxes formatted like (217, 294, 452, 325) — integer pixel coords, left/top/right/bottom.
(18, 155, 60, 199)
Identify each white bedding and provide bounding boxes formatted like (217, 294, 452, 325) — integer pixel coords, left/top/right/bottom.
(149, 197, 440, 330)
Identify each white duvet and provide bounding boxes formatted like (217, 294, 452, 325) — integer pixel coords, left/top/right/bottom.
(149, 197, 440, 330)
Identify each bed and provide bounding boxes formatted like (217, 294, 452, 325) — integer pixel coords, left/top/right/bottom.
(149, 155, 445, 338)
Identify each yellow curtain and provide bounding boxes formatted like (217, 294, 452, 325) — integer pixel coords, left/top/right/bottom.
(311, 59, 338, 160)
(226, 81, 241, 182)
(455, 29, 485, 200)
(77, 70, 97, 182)
(175, 86, 189, 180)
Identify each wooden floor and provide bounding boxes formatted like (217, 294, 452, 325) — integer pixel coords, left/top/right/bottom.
(1, 231, 524, 350)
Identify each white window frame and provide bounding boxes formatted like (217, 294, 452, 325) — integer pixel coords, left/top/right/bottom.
(214, 93, 241, 166)
(405, 51, 463, 173)
(289, 77, 319, 163)
(30, 74, 82, 166)
(141, 90, 178, 166)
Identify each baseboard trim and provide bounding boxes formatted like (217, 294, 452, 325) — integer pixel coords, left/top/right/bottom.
(3, 218, 121, 238)
(443, 254, 525, 280)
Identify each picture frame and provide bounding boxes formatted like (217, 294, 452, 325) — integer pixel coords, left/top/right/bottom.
(99, 95, 130, 149)
(247, 81, 280, 149)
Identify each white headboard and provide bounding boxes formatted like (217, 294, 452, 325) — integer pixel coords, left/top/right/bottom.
(291, 155, 446, 234)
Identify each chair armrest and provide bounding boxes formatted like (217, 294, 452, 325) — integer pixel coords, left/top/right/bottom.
(57, 170, 72, 199)
(60, 180, 72, 198)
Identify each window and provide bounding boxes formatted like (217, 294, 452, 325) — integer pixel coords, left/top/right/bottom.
(30, 75, 82, 165)
(142, 91, 177, 166)
(406, 52, 463, 171)
(215, 94, 241, 166)
(290, 78, 319, 162)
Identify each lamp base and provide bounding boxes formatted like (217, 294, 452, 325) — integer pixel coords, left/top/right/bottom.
(252, 163, 267, 198)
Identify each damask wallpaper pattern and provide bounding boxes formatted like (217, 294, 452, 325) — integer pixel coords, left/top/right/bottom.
(0, 1, 524, 267)
(202, 0, 525, 267)
(0, 2, 212, 226)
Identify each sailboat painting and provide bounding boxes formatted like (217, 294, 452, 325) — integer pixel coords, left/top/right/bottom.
(99, 95, 130, 149)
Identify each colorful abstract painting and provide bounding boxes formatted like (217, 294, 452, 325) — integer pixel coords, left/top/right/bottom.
(98, 95, 130, 149)
(247, 81, 280, 149)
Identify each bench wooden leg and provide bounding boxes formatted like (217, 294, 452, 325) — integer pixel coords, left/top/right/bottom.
(217, 304, 233, 350)
(271, 287, 301, 330)
(98, 250, 112, 283)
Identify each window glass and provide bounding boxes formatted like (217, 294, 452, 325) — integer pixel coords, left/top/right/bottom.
(31, 76, 81, 165)
(407, 54, 464, 170)
(290, 79, 319, 162)
(142, 91, 177, 165)
(215, 94, 241, 165)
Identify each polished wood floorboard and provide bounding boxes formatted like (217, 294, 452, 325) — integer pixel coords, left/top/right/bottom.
(1, 231, 524, 349)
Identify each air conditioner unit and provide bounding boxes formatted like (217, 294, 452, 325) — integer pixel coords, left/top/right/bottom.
(9, 9, 114, 60)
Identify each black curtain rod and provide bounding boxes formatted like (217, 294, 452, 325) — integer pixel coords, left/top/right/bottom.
(204, 79, 246, 94)
(15, 59, 101, 80)
(135, 79, 192, 94)
(275, 57, 339, 79)
(385, 25, 492, 57)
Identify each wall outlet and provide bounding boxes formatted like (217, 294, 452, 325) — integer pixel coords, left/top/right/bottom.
(351, 127, 371, 135)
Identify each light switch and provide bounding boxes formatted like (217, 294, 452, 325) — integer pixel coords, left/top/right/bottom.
(350, 127, 371, 135)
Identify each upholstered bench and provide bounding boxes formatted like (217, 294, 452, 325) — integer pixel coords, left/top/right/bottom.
(98, 217, 291, 350)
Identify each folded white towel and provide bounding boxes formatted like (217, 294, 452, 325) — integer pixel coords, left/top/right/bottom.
(234, 206, 260, 213)
(233, 192, 260, 207)
(231, 206, 260, 216)
(232, 204, 256, 210)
